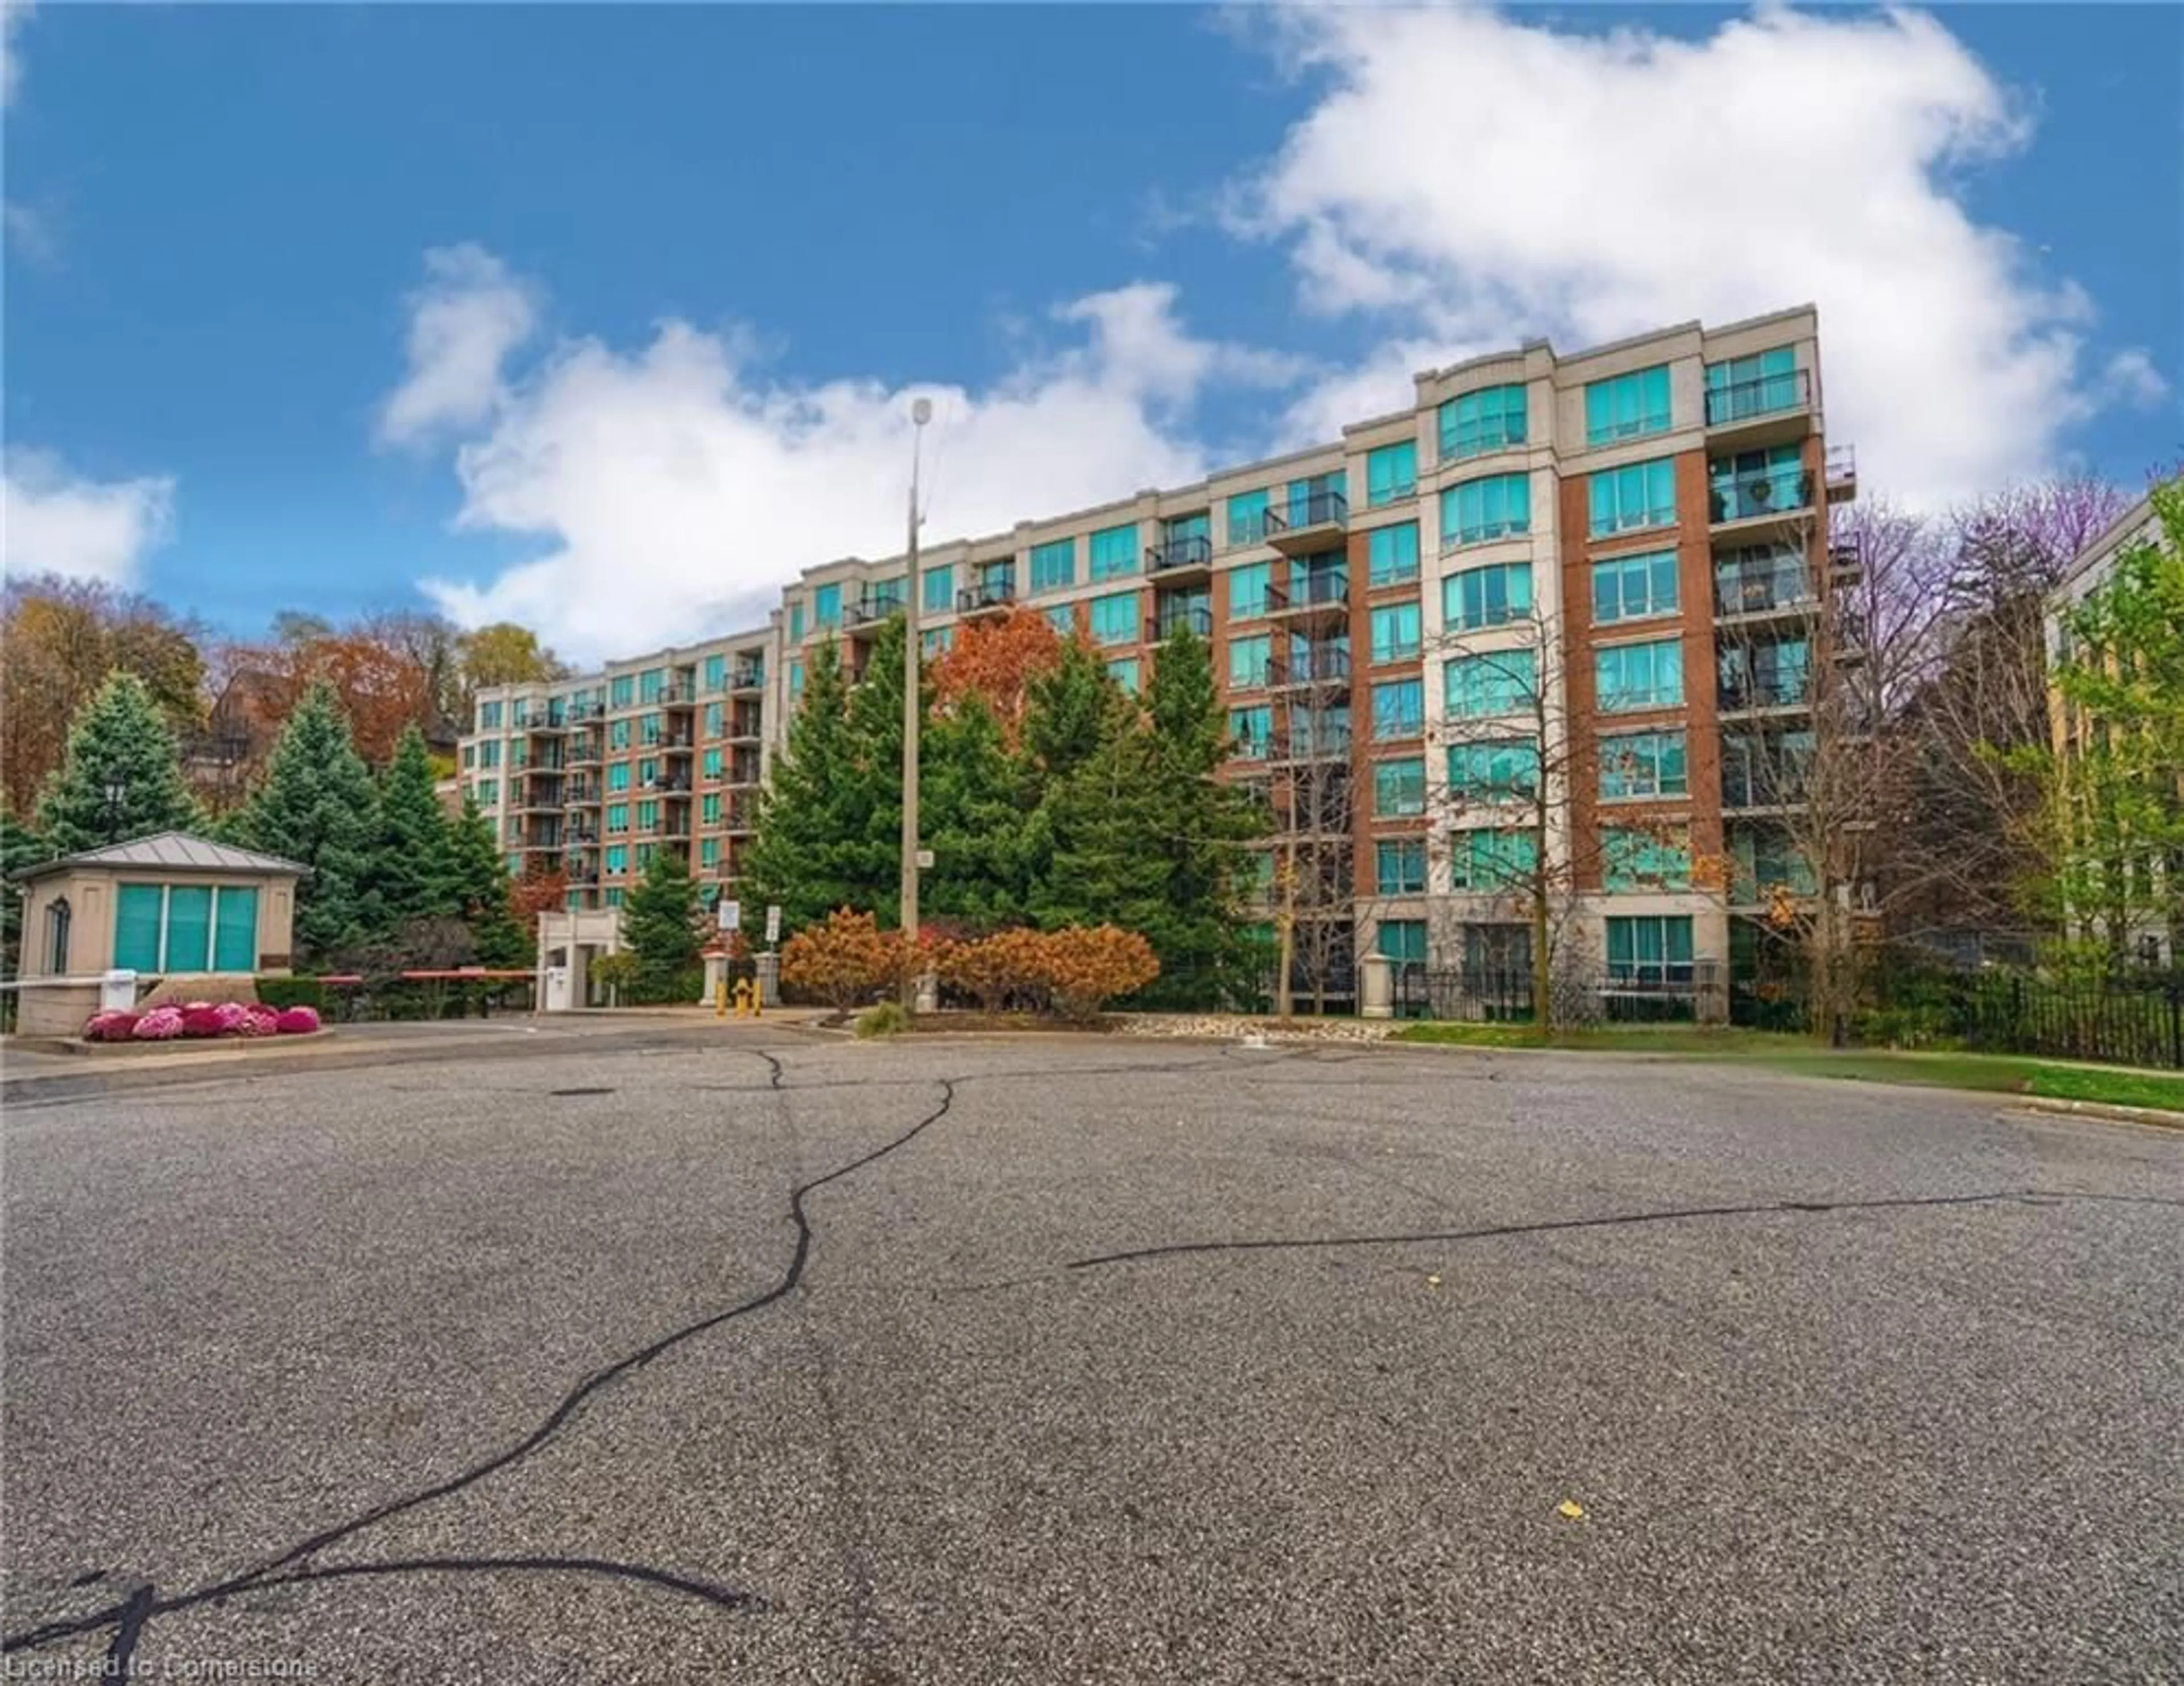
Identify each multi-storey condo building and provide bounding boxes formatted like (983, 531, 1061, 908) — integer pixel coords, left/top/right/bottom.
(462, 304, 1856, 1013)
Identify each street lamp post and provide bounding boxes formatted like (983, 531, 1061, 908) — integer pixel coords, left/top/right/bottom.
(102, 779, 128, 845)
(899, 396, 933, 1005)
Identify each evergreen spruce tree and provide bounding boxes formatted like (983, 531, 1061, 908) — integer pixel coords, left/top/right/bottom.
(1029, 711, 1172, 937)
(841, 616, 913, 925)
(746, 640, 894, 932)
(373, 724, 460, 935)
(1021, 638, 1116, 786)
(445, 795, 527, 967)
(1136, 627, 1264, 1007)
(35, 670, 203, 855)
(230, 683, 382, 962)
(2, 809, 48, 981)
(925, 694, 1033, 932)
(623, 845, 703, 1001)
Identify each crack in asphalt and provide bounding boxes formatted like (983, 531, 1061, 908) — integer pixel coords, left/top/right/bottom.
(1062, 1188, 2184, 1271)
(3, 1044, 939, 1663)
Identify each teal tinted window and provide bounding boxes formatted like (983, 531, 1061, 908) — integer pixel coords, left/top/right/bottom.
(213, 887, 258, 972)
(1445, 648, 1538, 718)
(1442, 474, 1531, 548)
(1371, 678, 1424, 740)
(1378, 919, 1428, 961)
(921, 565, 953, 614)
(1585, 365, 1672, 444)
(1443, 562, 1533, 631)
(815, 583, 842, 628)
(1374, 757, 1426, 817)
(1031, 538, 1077, 593)
(114, 884, 164, 972)
(1089, 524, 1139, 581)
(1227, 561, 1272, 618)
(1447, 738, 1540, 801)
(1227, 490, 1270, 547)
(1367, 523, 1420, 587)
(164, 885, 213, 972)
(1107, 658, 1140, 694)
(1589, 459, 1678, 537)
(1369, 602, 1421, 664)
(1366, 441, 1418, 507)
(1592, 549, 1680, 623)
(1595, 638, 1685, 712)
(1438, 385, 1527, 460)
(1376, 838, 1426, 895)
(1228, 633, 1273, 688)
(1089, 592, 1137, 646)
(1599, 730, 1690, 799)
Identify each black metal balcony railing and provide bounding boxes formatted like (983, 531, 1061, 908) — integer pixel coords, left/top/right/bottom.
(1829, 536, 1864, 578)
(1723, 768, 1811, 810)
(1267, 647, 1353, 688)
(660, 682, 696, 706)
(1705, 368, 1811, 427)
(566, 702, 605, 724)
(1714, 558, 1814, 616)
(729, 759, 763, 787)
(1148, 533, 1214, 574)
(1264, 490, 1350, 541)
(730, 664, 766, 690)
(726, 713, 764, 739)
(1267, 573, 1351, 614)
(649, 774, 693, 794)
(1268, 730, 1354, 762)
(1710, 470, 1813, 524)
(956, 578, 1016, 614)
(845, 592, 903, 627)
(1149, 604, 1214, 642)
(1719, 672, 1813, 711)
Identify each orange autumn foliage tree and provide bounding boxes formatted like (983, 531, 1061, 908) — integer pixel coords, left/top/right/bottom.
(928, 607, 1070, 744)
(779, 908, 922, 1013)
(510, 868, 570, 929)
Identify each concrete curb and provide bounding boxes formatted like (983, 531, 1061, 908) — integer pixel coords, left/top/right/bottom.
(2012, 1095, 2184, 1131)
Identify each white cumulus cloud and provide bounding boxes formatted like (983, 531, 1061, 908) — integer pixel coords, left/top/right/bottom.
(404, 256, 1292, 662)
(377, 243, 539, 448)
(1, 0, 31, 108)
(1, 451, 176, 588)
(1238, 2, 2144, 506)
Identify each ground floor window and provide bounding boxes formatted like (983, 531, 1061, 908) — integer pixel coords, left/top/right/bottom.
(1377, 918, 1427, 962)
(113, 883, 258, 973)
(45, 898, 72, 973)
(1606, 915, 1694, 987)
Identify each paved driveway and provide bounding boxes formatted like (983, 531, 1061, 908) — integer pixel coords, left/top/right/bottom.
(5, 1030, 2179, 1683)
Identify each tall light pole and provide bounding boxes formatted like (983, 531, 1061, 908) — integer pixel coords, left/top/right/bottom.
(899, 396, 933, 993)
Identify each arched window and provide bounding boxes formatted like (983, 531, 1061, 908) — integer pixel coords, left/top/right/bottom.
(44, 897, 71, 976)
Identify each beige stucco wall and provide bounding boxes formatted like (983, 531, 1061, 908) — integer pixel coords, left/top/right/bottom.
(18, 868, 299, 981)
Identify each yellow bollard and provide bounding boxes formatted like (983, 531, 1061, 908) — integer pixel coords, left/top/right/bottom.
(715, 975, 729, 1019)
(733, 978, 754, 1019)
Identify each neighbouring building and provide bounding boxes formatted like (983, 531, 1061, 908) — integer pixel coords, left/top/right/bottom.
(460, 305, 1858, 1016)
(10, 832, 308, 1035)
(2046, 490, 2175, 968)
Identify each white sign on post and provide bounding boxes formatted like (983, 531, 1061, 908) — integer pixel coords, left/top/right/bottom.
(717, 899, 742, 933)
(764, 904, 782, 946)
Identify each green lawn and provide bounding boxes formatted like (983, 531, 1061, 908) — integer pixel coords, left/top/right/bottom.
(1387, 1022, 2184, 1115)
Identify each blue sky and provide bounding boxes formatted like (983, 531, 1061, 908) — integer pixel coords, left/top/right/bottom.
(4, 2, 2178, 662)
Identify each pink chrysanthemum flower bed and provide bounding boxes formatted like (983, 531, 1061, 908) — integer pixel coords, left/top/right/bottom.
(83, 1001, 321, 1042)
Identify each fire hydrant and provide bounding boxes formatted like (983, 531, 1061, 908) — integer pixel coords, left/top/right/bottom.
(733, 977, 756, 1019)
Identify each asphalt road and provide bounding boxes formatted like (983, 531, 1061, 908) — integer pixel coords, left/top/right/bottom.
(4, 1027, 2179, 1684)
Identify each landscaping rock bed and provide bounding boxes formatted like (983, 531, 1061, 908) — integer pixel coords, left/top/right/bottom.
(1111, 1013, 1398, 1044)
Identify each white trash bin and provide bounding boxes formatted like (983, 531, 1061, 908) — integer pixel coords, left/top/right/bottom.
(100, 969, 139, 1012)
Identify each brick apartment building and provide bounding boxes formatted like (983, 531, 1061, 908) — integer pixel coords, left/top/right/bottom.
(461, 304, 1856, 1013)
